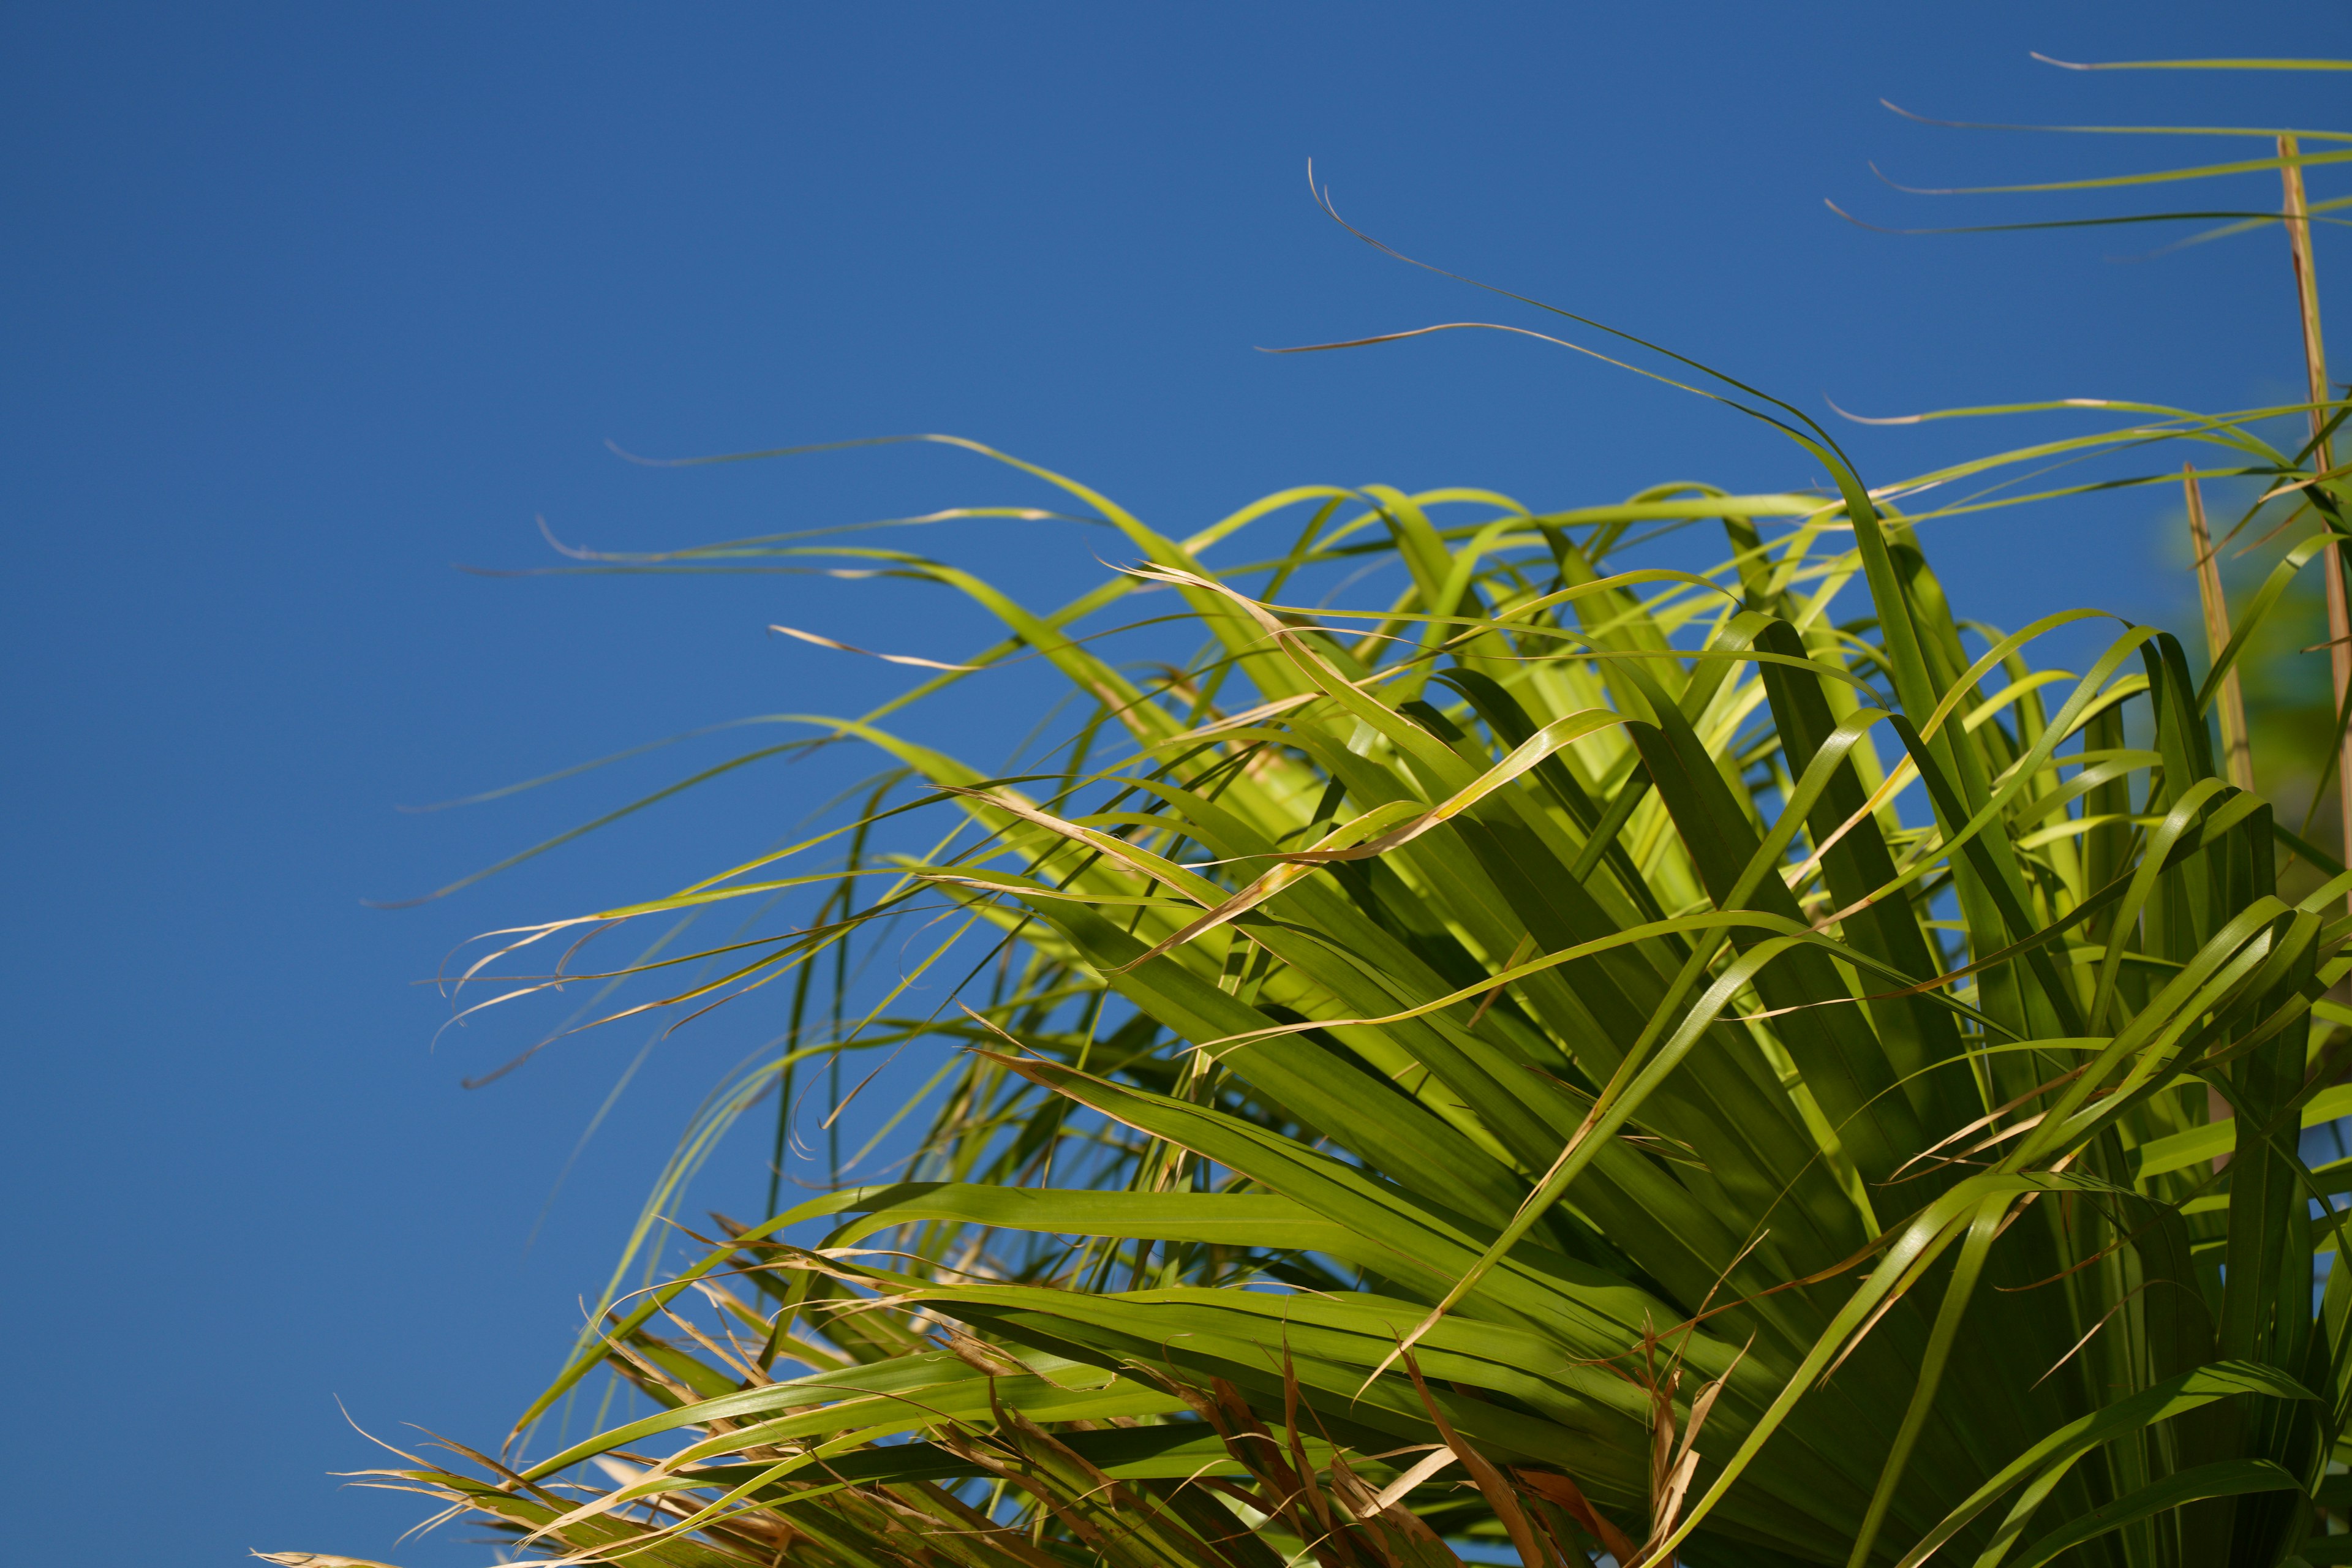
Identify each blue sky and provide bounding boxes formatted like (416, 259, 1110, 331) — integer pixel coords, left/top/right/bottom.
(6, 4, 2348, 1562)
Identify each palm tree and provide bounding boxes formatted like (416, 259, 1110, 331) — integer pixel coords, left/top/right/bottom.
(285, 56, 2352, 1568)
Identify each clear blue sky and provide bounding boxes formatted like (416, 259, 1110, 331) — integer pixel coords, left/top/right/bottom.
(6, 4, 2347, 1562)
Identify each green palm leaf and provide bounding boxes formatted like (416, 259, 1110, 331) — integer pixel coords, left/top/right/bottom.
(288, 59, 2352, 1568)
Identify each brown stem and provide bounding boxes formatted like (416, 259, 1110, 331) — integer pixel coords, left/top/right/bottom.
(2282, 132, 2349, 905)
